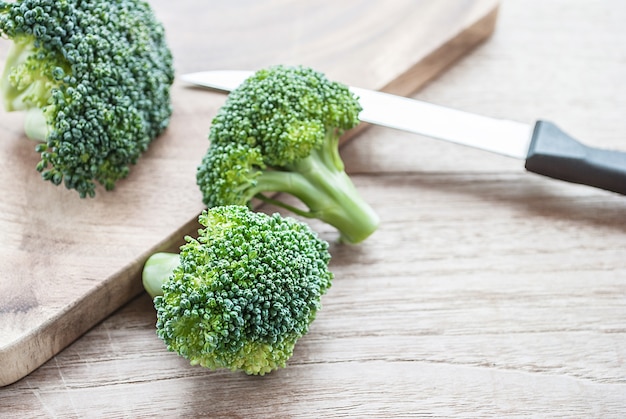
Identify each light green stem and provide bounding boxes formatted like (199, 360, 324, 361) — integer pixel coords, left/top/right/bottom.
(250, 132, 379, 244)
(142, 252, 181, 298)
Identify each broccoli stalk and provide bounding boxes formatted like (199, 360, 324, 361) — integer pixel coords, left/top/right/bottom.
(1, 38, 59, 140)
(196, 65, 379, 244)
(0, 0, 174, 197)
(142, 205, 333, 376)
(142, 252, 180, 299)
(241, 130, 377, 244)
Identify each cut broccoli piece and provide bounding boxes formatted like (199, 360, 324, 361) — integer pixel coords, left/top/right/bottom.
(196, 65, 379, 244)
(142, 205, 333, 375)
(0, 0, 174, 197)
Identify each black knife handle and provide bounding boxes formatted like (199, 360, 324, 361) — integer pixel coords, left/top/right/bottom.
(525, 121, 626, 195)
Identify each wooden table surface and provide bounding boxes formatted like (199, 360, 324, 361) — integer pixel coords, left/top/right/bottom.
(2, 0, 626, 417)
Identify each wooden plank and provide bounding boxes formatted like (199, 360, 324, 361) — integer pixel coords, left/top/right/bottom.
(0, 0, 499, 386)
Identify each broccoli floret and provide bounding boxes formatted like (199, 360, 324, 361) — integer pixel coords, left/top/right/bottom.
(142, 205, 333, 375)
(0, 0, 174, 197)
(196, 65, 379, 244)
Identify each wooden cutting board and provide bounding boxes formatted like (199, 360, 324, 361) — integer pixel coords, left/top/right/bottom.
(0, 0, 499, 386)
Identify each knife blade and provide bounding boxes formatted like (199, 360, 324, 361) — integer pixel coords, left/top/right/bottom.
(181, 70, 626, 196)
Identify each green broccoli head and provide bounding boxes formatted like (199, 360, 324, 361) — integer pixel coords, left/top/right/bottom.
(197, 65, 379, 244)
(142, 205, 333, 375)
(0, 0, 174, 197)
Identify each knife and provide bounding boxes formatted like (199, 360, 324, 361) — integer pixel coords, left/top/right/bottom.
(181, 70, 626, 196)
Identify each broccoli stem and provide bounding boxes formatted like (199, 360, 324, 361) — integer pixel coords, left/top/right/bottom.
(0, 41, 29, 112)
(24, 108, 49, 141)
(1, 39, 52, 140)
(142, 252, 180, 298)
(253, 132, 379, 244)
(0, 39, 51, 112)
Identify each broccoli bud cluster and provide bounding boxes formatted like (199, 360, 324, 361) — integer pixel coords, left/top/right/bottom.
(197, 65, 379, 244)
(147, 205, 333, 375)
(0, 0, 174, 197)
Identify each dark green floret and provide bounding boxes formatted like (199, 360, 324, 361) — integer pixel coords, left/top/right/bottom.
(0, 0, 174, 197)
(196, 65, 379, 244)
(142, 205, 333, 375)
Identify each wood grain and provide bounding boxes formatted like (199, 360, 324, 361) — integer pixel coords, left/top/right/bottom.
(3, 172, 625, 417)
(2, 1, 625, 417)
(0, 1, 499, 387)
